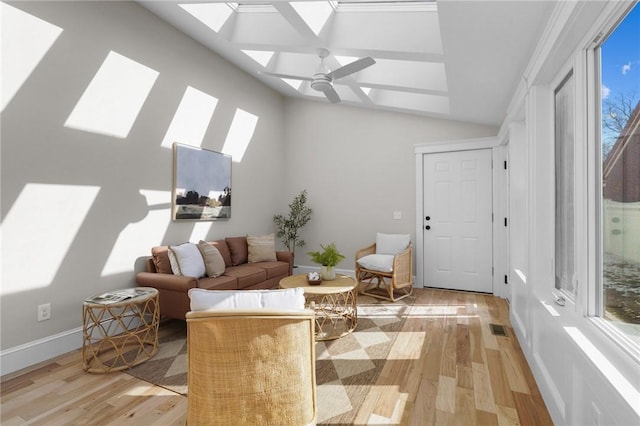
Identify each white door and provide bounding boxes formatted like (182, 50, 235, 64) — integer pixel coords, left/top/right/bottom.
(423, 149, 493, 293)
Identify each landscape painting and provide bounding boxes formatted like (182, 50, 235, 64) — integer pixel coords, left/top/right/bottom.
(173, 143, 231, 220)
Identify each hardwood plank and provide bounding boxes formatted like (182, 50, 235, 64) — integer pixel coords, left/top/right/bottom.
(435, 375, 457, 413)
(0, 288, 552, 426)
(496, 404, 522, 426)
(472, 361, 497, 413)
(453, 386, 477, 426)
(486, 348, 516, 408)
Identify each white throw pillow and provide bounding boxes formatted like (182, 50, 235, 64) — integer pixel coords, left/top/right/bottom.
(169, 242, 206, 278)
(188, 288, 306, 311)
(197, 241, 226, 278)
(357, 254, 394, 273)
(376, 233, 410, 255)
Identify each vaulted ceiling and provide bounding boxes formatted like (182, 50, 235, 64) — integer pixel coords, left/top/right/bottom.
(139, 1, 555, 126)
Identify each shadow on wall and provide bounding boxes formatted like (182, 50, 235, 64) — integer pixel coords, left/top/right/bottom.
(0, 1, 274, 349)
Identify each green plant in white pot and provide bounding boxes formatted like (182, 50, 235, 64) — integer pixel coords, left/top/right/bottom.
(307, 243, 345, 281)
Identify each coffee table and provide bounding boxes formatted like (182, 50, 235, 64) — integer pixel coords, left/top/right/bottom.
(82, 287, 159, 373)
(279, 274, 357, 340)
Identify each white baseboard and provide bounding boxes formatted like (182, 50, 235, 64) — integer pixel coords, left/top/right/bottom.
(1, 327, 83, 377)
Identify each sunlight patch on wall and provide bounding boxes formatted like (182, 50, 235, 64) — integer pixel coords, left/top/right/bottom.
(65, 51, 159, 138)
(161, 86, 219, 148)
(180, 2, 235, 32)
(101, 190, 171, 276)
(222, 109, 258, 162)
(290, 1, 334, 35)
(190, 222, 213, 243)
(1, 3, 63, 111)
(1, 184, 100, 295)
(564, 327, 640, 417)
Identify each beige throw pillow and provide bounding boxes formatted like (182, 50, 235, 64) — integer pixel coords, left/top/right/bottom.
(198, 241, 226, 278)
(247, 233, 277, 263)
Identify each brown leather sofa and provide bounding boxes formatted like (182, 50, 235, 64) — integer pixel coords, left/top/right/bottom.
(135, 236, 294, 320)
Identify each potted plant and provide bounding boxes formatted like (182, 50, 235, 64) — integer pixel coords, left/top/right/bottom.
(273, 190, 312, 263)
(307, 243, 345, 280)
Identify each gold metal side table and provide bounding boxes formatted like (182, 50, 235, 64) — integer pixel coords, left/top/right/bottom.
(279, 274, 357, 340)
(82, 287, 159, 373)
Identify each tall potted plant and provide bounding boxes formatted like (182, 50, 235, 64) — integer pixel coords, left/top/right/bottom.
(274, 190, 312, 263)
(307, 243, 345, 280)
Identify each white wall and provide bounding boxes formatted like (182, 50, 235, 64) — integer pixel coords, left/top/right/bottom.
(282, 98, 497, 271)
(504, 1, 640, 425)
(1, 1, 286, 372)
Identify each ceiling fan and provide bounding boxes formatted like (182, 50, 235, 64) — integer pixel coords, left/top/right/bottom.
(260, 48, 375, 104)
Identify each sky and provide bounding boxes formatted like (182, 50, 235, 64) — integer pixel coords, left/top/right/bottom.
(601, 3, 640, 106)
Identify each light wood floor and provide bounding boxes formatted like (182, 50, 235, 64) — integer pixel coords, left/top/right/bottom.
(0, 288, 552, 425)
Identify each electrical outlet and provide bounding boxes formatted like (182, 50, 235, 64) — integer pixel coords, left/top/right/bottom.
(37, 303, 51, 322)
(393, 211, 402, 220)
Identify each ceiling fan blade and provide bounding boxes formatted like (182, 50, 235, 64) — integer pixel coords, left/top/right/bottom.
(321, 85, 341, 104)
(259, 71, 313, 81)
(328, 57, 375, 80)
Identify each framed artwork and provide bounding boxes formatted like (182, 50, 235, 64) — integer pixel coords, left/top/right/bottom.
(173, 143, 231, 220)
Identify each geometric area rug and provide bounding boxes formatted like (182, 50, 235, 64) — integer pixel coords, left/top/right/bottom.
(125, 294, 413, 424)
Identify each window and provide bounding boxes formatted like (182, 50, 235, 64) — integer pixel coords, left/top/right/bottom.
(555, 71, 576, 297)
(598, 3, 640, 345)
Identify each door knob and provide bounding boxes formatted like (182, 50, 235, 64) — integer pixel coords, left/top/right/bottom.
(425, 225, 431, 230)
(425, 216, 431, 221)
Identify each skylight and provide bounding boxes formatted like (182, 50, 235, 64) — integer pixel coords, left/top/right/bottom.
(180, 2, 236, 32)
(241, 49, 275, 67)
(290, 1, 335, 35)
(281, 78, 303, 90)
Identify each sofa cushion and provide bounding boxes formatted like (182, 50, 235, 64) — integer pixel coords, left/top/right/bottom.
(247, 233, 277, 263)
(188, 287, 305, 311)
(208, 240, 232, 267)
(198, 275, 238, 291)
(376, 233, 411, 255)
(357, 253, 394, 273)
(197, 241, 226, 278)
(169, 243, 206, 277)
(151, 246, 173, 274)
(254, 261, 290, 279)
(226, 236, 248, 266)
(223, 265, 267, 289)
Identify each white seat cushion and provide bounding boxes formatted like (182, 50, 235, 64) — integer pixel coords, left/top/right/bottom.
(188, 287, 306, 311)
(357, 254, 394, 273)
(376, 233, 410, 255)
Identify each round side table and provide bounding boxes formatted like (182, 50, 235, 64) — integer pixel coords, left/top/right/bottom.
(279, 274, 357, 340)
(82, 287, 159, 373)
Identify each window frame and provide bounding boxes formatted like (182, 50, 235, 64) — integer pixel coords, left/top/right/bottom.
(585, 4, 640, 361)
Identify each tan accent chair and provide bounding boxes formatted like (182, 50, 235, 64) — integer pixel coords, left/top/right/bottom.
(355, 242, 413, 302)
(186, 309, 317, 426)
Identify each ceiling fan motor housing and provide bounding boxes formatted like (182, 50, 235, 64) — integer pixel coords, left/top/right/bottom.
(311, 73, 333, 92)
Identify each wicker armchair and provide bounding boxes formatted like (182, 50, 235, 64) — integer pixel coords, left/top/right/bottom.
(355, 237, 413, 302)
(186, 309, 317, 426)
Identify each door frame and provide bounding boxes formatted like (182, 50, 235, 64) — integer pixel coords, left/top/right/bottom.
(414, 137, 509, 298)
